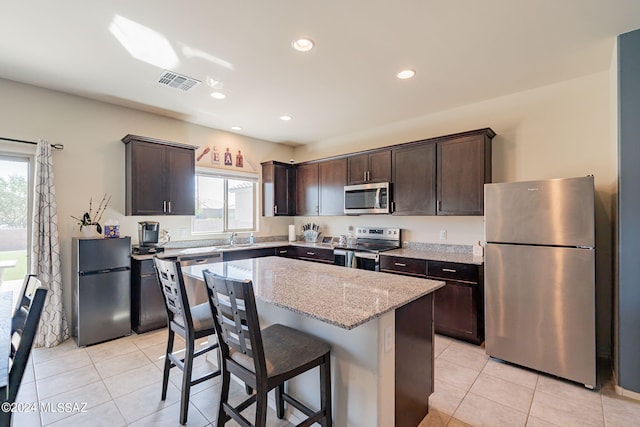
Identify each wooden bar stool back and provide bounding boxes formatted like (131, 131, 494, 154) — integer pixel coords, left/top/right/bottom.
(153, 257, 221, 425)
(203, 270, 332, 427)
(1, 284, 47, 427)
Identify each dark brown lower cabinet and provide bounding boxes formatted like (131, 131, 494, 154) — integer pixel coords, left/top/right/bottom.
(428, 261, 484, 344)
(222, 247, 276, 262)
(380, 255, 484, 344)
(276, 246, 334, 264)
(131, 259, 167, 334)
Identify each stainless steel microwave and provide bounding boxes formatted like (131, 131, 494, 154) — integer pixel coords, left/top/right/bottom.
(344, 182, 391, 214)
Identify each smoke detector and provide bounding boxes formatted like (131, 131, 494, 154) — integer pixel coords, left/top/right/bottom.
(156, 70, 200, 92)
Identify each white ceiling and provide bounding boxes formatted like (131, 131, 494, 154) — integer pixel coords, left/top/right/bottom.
(1, 1, 639, 145)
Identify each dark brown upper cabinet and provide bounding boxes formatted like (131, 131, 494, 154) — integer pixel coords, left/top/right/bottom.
(295, 163, 319, 216)
(392, 142, 436, 215)
(261, 161, 294, 216)
(262, 128, 494, 217)
(347, 150, 391, 185)
(294, 158, 347, 216)
(319, 158, 347, 215)
(436, 129, 494, 216)
(123, 134, 196, 216)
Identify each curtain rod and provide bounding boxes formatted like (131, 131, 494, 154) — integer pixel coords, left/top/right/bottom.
(0, 136, 64, 150)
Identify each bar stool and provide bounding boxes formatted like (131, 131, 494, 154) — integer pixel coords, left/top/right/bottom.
(1, 283, 48, 427)
(203, 270, 332, 427)
(153, 257, 221, 425)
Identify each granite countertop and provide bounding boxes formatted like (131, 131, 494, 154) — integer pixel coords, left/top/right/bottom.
(182, 256, 444, 330)
(384, 247, 484, 265)
(131, 240, 333, 261)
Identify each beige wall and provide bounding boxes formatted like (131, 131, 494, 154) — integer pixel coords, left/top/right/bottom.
(293, 71, 615, 357)
(0, 70, 616, 357)
(0, 77, 294, 331)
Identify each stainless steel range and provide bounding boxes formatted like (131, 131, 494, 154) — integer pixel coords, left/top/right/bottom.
(333, 227, 401, 271)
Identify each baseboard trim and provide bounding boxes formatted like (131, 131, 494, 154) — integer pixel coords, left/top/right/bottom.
(614, 384, 640, 401)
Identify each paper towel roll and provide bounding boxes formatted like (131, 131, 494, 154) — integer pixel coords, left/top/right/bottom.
(288, 224, 296, 242)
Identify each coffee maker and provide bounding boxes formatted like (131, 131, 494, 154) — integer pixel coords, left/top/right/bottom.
(133, 221, 163, 255)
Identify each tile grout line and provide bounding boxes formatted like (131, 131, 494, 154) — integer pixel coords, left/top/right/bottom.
(437, 338, 481, 426)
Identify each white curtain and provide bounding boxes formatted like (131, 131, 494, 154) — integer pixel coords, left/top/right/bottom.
(31, 140, 69, 347)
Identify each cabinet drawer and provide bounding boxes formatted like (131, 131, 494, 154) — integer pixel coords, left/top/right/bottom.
(297, 247, 334, 263)
(223, 247, 276, 261)
(380, 256, 427, 277)
(427, 261, 478, 283)
(276, 247, 295, 257)
(277, 246, 334, 263)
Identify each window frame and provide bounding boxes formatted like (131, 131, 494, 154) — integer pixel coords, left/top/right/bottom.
(0, 151, 34, 275)
(193, 167, 258, 235)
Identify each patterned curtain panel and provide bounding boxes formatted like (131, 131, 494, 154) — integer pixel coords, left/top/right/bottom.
(31, 140, 69, 347)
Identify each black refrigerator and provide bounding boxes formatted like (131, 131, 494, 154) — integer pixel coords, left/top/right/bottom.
(72, 237, 131, 346)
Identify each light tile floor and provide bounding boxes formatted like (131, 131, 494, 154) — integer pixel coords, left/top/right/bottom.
(420, 335, 640, 427)
(11, 330, 640, 426)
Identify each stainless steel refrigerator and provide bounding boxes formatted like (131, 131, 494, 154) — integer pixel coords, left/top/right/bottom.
(73, 237, 131, 346)
(484, 176, 596, 388)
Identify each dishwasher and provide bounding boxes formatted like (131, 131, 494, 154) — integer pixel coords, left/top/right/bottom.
(178, 252, 222, 306)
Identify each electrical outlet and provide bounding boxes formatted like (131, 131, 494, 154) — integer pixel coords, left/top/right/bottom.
(384, 326, 393, 353)
(439, 229, 447, 240)
(180, 228, 188, 238)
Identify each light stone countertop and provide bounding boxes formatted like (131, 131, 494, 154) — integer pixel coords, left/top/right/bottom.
(131, 239, 484, 265)
(182, 256, 444, 330)
(131, 240, 332, 261)
(384, 247, 484, 265)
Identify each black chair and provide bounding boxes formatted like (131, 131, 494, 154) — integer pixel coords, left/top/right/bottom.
(11, 274, 40, 335)
(153, 257, 221, 425)
(203, 270, 332, 427)
(0, 284, 48, 427)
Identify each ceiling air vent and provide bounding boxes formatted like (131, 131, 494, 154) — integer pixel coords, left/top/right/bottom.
(156, 71, 200, 92)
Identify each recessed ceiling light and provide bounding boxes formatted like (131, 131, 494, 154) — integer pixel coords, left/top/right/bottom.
(292, 38, 315, 52)
(279, 115, 292, 121)
(211, 92, 226, 99)
(231, 126, 242, 131)
(397, 69, 416, 79)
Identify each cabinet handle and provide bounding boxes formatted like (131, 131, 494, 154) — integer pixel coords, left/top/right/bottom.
(367, 171, 371, 181)
(364, 171, 367, 182)
(306, 252, 316, 256)
(442, 268, 457, 273)
(394, 262, 407, 267)
(274, 205, 278, 214)
(437, 200, 441, 211)
(163, 201, 167, 213)
(279, 250, 288, 254)
(168, 201, 172, 213)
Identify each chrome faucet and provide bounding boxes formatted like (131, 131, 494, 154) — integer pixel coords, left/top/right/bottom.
(229, 232, 237, 246)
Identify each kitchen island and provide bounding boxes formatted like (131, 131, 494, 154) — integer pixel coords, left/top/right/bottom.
(182, 256, 444, 427)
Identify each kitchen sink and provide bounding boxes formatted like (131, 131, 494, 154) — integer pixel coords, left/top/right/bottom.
(179, 243, 264, 254)
(180, 246, 220, 254)
(217, 243, 261, 249)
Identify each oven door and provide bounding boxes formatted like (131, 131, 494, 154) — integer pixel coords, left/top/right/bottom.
(334, 249, 355, 268)
(354, 252, 380, 271)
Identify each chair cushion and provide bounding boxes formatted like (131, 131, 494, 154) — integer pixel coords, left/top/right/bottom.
(173, 302, 215, 332)
(230, 324, 330, 379)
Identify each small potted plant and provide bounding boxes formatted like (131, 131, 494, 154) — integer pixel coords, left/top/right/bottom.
(71, 194, 111, 237)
